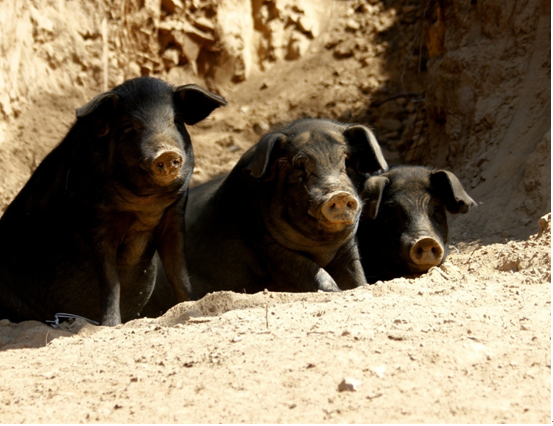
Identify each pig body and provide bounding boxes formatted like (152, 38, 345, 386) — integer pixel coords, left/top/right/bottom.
(0, 77, 226, 325)
(171, 119, 386, 300)
(358, 165, 476, 282)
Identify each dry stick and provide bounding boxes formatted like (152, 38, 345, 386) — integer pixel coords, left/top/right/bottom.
(400, 0, 432, 93)
(372, 92, 423, 108)
(405, 97, 426, 163)
(465, 246, 480, 266)
(316, 0, 335, 43)
(418, 0, 432, 74)
(265, 304, 269, 329)
(123, 0, 137, 62)
(119, 0, 130, 52)
(102, 17, 109, 92)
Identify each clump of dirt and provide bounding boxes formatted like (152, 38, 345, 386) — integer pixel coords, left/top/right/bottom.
(456, 213, 551, 284)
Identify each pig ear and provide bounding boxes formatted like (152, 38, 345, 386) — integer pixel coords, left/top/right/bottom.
(245, 132, 286, 180)
(344, 125, 388, 174)
(174, 84, 227, 126)
(76, 92, 119, 137)
(362, 176, 389, 219)
(430, 170, 477, 214)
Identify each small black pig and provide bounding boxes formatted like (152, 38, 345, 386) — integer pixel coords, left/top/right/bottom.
(357, 165, 476, 282)
(184, 119, 387, 297)
(0, 77, 226, 326)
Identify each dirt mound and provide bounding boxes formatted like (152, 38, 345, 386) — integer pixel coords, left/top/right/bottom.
(459, 213, 551, 284)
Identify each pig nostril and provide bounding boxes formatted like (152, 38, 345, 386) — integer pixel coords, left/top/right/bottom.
(157, 162, 164, 170)
(417, 247, 424, 255)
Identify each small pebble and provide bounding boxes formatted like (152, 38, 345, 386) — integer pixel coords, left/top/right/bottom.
(338, 377, 362, 392)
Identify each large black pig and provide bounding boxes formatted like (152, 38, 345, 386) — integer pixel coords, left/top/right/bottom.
(175, 119, 387, 300)
(357, 165, 477, 282)
(0, 77, 226, 326)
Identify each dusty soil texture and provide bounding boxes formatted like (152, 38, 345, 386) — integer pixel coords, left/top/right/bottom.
(0, 0, 550, 423)
(0, 215, 550, 423)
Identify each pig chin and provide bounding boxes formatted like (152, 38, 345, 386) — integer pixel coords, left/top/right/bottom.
(317, 218, 353, 233)
(309, 193, 360, 234)
(405, 262, 436, 274)
(150, 172, 184, 187)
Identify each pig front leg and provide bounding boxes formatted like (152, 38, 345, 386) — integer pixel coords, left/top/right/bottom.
(93, 235, 122, 326)
(266, 243, 341, 292)
(325, 239, 367, 290)
(155, 201, 196, 302)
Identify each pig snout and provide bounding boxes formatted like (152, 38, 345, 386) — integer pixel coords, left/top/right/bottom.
(143, 150, 184, 183)
(153, 151, 183, 176)
(321, 191, 359, 224)
(408, 237, 444, 268)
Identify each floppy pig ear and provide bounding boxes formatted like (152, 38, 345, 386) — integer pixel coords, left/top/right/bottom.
(174, 84, 227, 126)
(344, 125, 388, 174)
(362, 176, 389, 219)
(245, 132, 286, 180)
(430, 170, 477, 214)
(76, 92, 119, 137)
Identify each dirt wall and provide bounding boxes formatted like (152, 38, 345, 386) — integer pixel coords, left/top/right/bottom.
(1, 0, 548, 240)
(422, 0, 551, 242)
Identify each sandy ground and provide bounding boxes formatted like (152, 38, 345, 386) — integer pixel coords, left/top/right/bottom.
(0, 215, 550, 423)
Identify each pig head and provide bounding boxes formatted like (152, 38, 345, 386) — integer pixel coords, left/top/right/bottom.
(242, 119, 388, 291)
(75, 80, 226, 193)
(359, 166, 477, 282)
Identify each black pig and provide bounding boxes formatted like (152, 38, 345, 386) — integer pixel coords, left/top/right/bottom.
(180, 119, 387, 299)
(357, 165, 476, 282)
(0, 77, 226, 326)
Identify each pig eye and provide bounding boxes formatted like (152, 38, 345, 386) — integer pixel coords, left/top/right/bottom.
(122, 119, 143, 133)
(292, 164, 308, 182)
(122, 121, 134, 133)
(381, 201, 403, 221)
(431, 203, 445, 218)
(292, 156, 308, 173)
